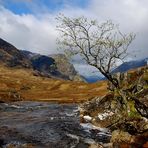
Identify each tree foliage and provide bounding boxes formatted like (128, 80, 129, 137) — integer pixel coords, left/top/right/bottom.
(56, 14, 136, 88)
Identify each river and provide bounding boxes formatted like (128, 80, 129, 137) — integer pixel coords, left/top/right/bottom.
(0, 101, 111, 148)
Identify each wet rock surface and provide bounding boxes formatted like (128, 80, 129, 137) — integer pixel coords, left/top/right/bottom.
(0, 101, 111, 148)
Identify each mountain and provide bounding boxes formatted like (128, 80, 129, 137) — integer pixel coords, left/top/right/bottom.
(20, 50, 37, 59)
(22, 51, 85, 81)
(84, 75, 102, 83)
(85, 58, 148, 82)
(50, 54, 86, 81)
(113, 58, 148, 73)
(0, 38, 84, 81)
(30, 54, 71, 79)
(0, 38, 31, 68)
(82, 58, 148, 83)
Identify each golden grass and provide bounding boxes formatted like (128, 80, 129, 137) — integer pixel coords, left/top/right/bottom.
(0, 65, 108, 103)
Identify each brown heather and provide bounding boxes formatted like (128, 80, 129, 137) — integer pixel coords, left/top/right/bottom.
(0, 65, 108, 103)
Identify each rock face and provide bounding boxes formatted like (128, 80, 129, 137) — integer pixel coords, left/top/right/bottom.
(80, 66, 148, 146)
(30, 53, 85, 81)
(31, 55, 58, 77)
(0, 38, 31, 68)
(50, 54, 77, 76)
(50, 54, 85, 81)
(109, 66, 148, 118)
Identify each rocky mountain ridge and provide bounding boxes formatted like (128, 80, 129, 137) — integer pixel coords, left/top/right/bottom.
(113, 57, 148, 73)
(81, 57, 148, 83)
(0, 38, 84, 82)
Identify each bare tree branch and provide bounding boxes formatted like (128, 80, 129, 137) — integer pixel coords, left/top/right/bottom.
(56, 14, 136, 88)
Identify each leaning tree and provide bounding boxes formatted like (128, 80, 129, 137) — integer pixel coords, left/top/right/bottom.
(56, 15, 148, 133)
(56, 15, 135, 89)
(56, 15, 136, 110)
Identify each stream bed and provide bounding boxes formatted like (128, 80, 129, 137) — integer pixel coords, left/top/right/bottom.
(0, 101, 111, 148)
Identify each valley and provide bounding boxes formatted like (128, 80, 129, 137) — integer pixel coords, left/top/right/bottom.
(0, 38, 147, 147)
(0, 65, 107, 103)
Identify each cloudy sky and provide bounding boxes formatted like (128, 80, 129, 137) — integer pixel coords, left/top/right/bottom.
(0, 0, 148, 76)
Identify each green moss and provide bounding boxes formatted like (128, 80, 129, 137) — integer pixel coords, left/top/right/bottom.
(143, 85, 148, 89)
(127, 100, 141, 118)
(114, 89, 120, 96)
(111, 100, 118, 109)
(143, 75, 148, 81)
(128, 111, 141, 119)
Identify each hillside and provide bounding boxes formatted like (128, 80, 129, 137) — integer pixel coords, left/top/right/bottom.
(0, 38, 84, 81)
(0, 38, 108, 103)
(0, 38, 31, 68)
(0, 65, 107, 103)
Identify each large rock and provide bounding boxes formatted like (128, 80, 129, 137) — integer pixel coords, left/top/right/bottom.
(109, 66, 148, 118)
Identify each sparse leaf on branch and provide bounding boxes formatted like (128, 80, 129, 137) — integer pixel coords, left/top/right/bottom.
(56, 14, 136, 88)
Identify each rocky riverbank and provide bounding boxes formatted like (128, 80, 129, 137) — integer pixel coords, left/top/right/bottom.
(80, 66, 148, 145)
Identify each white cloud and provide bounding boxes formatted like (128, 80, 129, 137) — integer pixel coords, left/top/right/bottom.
(89, 0, 148, 59)
(74, 63, 101, 77)
(0, 6, 58, 54)
(0, 0, 148, 76)
(0, 3, 92, 55)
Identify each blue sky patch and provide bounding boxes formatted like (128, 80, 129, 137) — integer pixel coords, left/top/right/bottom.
(1, 0, 89, 15)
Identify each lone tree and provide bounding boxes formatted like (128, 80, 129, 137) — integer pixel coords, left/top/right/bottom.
(56, 15, 135, 88)
(56, 15, 148, 133)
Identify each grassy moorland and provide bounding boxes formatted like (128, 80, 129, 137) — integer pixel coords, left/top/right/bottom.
(0, 65, 108, 103)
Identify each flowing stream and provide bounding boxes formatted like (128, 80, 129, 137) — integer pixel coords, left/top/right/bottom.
(0, 101, 111, 148)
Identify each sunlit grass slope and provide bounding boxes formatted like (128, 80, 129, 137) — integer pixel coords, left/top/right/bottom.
(0, 65, 108, 103)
